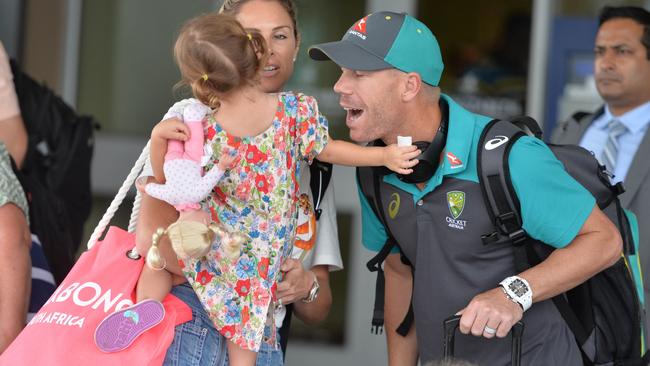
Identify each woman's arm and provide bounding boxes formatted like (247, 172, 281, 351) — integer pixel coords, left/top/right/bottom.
(0, 116, 27, 169)
(316, 137, 419, 175)
(0, 203, 31, 354)
(150, 136, 167, 184)
(277, 261, 331, 324)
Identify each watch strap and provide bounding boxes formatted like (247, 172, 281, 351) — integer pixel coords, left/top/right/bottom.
(499, 276, 532, 312)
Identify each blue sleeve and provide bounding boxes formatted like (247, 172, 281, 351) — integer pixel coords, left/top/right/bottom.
(356, 184, 392, 252)
(509, 136, 596, 248)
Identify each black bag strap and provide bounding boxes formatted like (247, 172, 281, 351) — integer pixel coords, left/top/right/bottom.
(511, 116, 543, 139)
(477, 119, 529, 256)
(309, 159, 333, 220)
(615, 196, 635, 256)
(9, 59, 52, 174)
(357, 167, 413, 336)
(477, 118, 592, 345)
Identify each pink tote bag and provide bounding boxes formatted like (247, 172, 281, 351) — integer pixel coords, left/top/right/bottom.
(0, 143, 192, 365)
(0, 227, 191, 365)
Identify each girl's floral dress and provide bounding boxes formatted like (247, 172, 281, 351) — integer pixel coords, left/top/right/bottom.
(178, 92, 328, 351)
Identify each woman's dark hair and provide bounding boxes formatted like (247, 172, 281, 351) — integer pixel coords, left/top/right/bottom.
(219, 0, 299, 40)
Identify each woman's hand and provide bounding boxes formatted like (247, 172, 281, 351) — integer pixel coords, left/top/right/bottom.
(382, 144, 420, 175)
(277, 258, 315, 305)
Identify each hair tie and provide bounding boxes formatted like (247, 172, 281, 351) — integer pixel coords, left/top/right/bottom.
(247, 33, 253, 41)
(201, 74, 208, 81)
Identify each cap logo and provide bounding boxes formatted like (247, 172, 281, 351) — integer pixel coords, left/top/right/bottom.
(348, 15, 368, 40)
(355, 16, 368, 34)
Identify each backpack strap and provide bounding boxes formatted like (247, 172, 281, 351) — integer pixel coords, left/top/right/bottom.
(477, 119, 529, 257)
(309, 159, 333, 221)
(616, 196, 635, 256)
(477, 119, 591, 345)
(511, 116, 542, 139)
(357, 167, 413, 336)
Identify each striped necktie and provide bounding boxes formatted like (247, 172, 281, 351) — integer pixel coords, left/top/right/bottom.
(601, 119, 628, 173)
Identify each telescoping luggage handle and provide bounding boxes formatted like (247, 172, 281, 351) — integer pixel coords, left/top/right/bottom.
(443, 315, 524, 366)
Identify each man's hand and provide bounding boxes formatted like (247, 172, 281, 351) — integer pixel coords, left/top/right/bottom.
(277, 258, 315, 305)
(456, 287, 523, 339)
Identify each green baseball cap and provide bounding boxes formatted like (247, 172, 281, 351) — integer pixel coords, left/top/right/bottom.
(309, 11, 444, 86)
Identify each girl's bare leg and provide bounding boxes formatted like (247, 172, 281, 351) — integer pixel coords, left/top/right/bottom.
(227, 341, 257, 366)
(135, 194, 189, 301)
(136, 266, 173, 302)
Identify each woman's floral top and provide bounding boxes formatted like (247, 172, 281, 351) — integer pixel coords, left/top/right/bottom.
(178, 92, 328, 351)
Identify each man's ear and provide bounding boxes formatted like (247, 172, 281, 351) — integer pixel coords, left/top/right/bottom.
(402, 72, 422, 102)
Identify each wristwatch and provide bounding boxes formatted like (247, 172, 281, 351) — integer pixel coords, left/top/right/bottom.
(302, 272, 320, 303)
(499, 276, 532, 312)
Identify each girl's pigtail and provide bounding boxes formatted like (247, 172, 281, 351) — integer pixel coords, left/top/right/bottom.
(146, 227, 168, 270)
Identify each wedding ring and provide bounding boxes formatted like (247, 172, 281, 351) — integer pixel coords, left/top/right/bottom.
(484, 325, 497, 335)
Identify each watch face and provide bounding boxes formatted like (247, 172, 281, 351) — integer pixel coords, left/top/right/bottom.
(509, 279, 529, 297)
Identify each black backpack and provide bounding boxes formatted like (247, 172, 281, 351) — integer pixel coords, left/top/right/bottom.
(477, 117, 647, 365)
(10, 59, 99, 284)
(277, 159, 333, 358)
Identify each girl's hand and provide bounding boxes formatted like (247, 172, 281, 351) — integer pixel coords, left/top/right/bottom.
(152, 118, 190, 142)
(383, 144, 420, 175)
(217, 146, 239, 170)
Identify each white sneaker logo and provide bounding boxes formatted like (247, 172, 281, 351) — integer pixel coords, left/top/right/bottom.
(484, 135, 509, 150)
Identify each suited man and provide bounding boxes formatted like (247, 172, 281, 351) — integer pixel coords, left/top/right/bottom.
(551, 5, 650, 336)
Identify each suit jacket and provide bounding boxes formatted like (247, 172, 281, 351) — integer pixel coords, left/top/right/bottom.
(551, 108, 650, 337)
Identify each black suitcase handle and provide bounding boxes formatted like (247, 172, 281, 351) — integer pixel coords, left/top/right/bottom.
(443, 315, 524, 366)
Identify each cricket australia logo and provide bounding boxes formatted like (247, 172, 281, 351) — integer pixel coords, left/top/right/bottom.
(446, 191, 467, 230)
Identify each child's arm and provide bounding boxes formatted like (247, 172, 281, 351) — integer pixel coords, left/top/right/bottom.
(217, 146, 238, 171)
(317, 137, 420, 175)
(150, 119, 190, 183)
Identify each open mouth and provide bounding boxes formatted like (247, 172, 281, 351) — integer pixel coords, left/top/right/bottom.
(344, 107, 364, 123)
(263, 65, 278, 72)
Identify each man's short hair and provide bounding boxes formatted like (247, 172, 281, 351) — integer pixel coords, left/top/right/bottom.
(599, 6, 650, 60)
